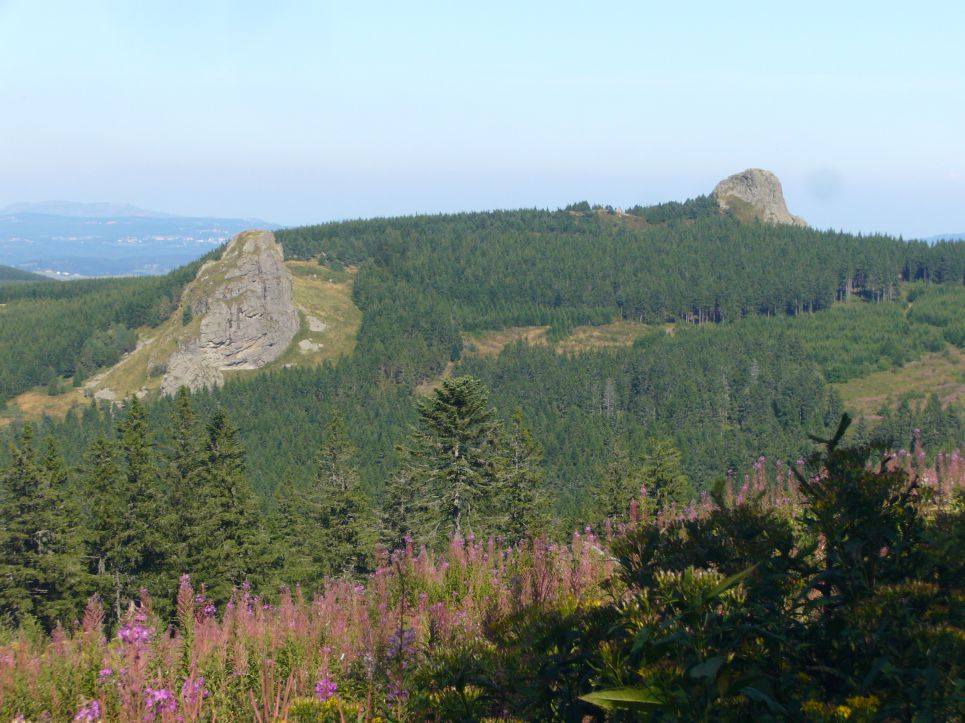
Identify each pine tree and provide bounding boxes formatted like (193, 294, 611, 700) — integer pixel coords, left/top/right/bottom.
(495, 409, 548, 542)
(639, 437, 691, 507)
(593, 435, 638, 524)
(164, 388, 206, 574)
(398, 376, 506, 546)
(189, 410, 272, 603)
(0, 425, 87, 629)
(114, 397, 175, 618)
(80, 435, 124, 609)
(275, 413, 374, 587)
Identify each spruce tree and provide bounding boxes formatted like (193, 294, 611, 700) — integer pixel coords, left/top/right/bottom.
(164, 388, 206, 574)
(275, 413, 373, 587)
(114, 397, 174, 617)
(80, 435, 124, 608)
(495, 408, 548, 542)
(593, 435, 638, 524)
(311, 413, 374, 575)
(639, 437, 691, 507)
(0, 425, 87, 629)
(398, 376, 506, 546)
(189, 410, 272, 603)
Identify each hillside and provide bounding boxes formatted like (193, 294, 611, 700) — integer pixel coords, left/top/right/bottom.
(2, 172, 964, 503)
(0, 232, 360, 418)
(0, 264, 48, 283)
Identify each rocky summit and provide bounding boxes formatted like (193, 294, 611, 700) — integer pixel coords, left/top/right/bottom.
(159, 230, 299, 395)
(712, 168, 807, 227)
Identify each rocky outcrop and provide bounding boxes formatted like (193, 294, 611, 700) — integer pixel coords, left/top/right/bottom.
(160, 230, 299, 395)
(712, 169, 806, 227)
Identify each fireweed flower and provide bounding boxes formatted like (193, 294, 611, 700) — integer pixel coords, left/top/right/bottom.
(315, 676, 337, 701)
(181, 676, 209, 705)
(387, 627, 416, 660)
(73, 700, 101, 721)
(98, 667, 113, 680)
(144, 687, 177, 720)
(118, 611, 152, 647)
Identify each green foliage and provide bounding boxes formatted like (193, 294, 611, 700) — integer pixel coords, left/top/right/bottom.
(0, 426, 87, 628)
(625, 193, 720, 223)
(0, 254, 210, 402)
(274, 412, 374, 587)
(581, 416, 964, 719)
(0, 264, 49, 283)
(396, 376, 507, 546)
(494, 409, 549, 542)
(186, 410, 273, 603)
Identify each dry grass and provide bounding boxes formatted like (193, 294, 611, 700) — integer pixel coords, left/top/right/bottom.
(1, 386, 87, 426)
(462, 320, 654, 358)
(462, 326, 551, 357)
(835, 345, 965, 419)
(414, 360, 456, 397)
(0, 260, 362, 425)
(265, 261, 361, 369)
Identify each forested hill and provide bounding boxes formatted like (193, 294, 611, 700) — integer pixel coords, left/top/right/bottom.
(278, 209, 964, 328)
(0, 264, 48, 283)
(3, 201, 965, 523)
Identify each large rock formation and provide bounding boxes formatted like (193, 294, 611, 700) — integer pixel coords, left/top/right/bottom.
(160, 230, 299, 395)
(712, 169, 806, 227)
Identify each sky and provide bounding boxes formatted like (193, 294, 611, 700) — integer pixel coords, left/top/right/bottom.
(1, 0, 963, 238)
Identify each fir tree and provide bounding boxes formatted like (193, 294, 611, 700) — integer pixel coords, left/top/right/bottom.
(0, 425, 87, 628)
(639, 437, 691, 507)
(399, 376, 505, 546)
(275, 413, 373, 587)
(495, 408, 548, 542)
(189, 410, 272, 603)
(164, 388, 206, 574)
(114, 397, 174, 618)
(311, 412, 374, 575)
(80, 435, 124, 608)
(593, 435, 638, 524)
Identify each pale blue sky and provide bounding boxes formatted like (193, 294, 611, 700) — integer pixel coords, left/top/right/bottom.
(1, 0, 963, 237)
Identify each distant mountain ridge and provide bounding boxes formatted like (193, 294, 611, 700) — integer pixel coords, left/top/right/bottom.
(0, 202, 278, 277)
(0, 263, 49, 283)
(0, 201, 172, 218)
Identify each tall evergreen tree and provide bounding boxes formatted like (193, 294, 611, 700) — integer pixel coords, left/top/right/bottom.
(495, 408, 548, 542)
(639, 437, 691, 507)
(80, 435, 124, 610)
(275, 413, 373, 587)
(164, 388, 206, 574)
(0, 426, 86, 628)
(115, 397, 174, 613)
(398, 376, 506, 546)
(189, 410, 272, 603)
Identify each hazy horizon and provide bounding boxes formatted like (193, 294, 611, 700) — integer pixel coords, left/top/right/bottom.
(2, 1, 963, 239)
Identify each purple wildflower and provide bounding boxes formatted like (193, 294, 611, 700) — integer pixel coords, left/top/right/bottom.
(387, 627, 416, 660)
(315, 676, 337, 701)
(74, 700, 101, 721)
(180, 676, 208, 705)
(98, 667, 113, 679)
(144, 687, 177, 721)
(118, 617, 151, 646)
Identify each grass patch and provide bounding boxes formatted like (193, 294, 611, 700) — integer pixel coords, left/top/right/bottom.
(835, 344, 965, 419)
(462, 320, 655, 358)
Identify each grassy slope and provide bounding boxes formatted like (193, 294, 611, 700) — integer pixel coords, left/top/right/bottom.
(835, 344, 965, 419)
(0, 259, 362, 423)
(462, 319, 657, 358)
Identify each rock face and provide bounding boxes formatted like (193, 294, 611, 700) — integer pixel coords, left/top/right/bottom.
(712, 169, 806, 227)
(160, 230, 299, 395)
